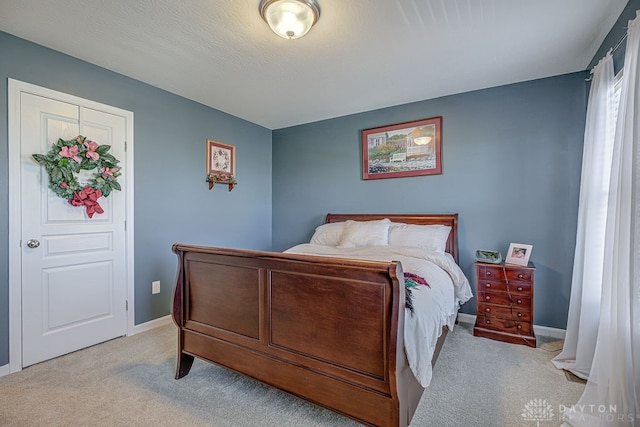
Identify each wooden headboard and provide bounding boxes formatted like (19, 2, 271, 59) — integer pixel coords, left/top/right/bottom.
(325, 213, 459, 263)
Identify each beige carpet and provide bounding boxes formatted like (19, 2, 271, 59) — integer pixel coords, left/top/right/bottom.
(0, 321, 584, 426)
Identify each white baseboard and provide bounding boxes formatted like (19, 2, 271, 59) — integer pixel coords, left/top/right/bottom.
(456, 313, 476, 324)
(455, 313, 566, 339)
(533, 324, 566, 340)
(132, 314, 173, 335)
(0, 363, 10, 378)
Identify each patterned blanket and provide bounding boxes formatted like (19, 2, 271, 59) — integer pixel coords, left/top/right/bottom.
(404, 272, 430, 314)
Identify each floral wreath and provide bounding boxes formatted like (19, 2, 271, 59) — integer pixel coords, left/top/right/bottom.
(32, 135, 121, 218)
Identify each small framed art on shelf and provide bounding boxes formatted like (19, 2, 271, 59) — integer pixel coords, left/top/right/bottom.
(206, 139, 236, 191)
(505, 243, 533, 266)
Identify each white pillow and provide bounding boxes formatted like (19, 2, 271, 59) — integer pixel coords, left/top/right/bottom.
(337, 219, 391, 249)
(389, 223, 451, 253)
(310, 222, 346, 246)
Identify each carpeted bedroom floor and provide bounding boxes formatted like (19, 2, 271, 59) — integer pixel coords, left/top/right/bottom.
(0, 321, 584, 426)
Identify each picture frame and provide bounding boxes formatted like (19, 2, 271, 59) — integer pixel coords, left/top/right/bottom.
(362, 116, 442, 180)
(505, 243, 533, 266)
(206, 139, 235, 178)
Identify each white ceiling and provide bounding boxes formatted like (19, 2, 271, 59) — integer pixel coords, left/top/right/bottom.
(0, 0, 629, 129)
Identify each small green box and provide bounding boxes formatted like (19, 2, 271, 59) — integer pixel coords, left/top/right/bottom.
(475, 250, 502, 264)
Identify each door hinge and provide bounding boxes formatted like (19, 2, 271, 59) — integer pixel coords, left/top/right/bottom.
(124, 141, 127, 152)
(126, 300, 129, 311)
(124, 220, 127, 232)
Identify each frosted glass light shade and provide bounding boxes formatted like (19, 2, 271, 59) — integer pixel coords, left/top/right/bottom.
(259, 0, 320, 40)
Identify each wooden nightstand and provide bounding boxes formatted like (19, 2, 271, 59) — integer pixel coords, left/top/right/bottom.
(473, 262, 536, 347)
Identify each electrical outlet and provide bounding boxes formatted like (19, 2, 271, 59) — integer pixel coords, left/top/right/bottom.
(152, 280, 160, 294)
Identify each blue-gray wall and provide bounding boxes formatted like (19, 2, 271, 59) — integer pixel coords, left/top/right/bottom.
(272, 74, 587, 330)
(0, 31, 272, 366)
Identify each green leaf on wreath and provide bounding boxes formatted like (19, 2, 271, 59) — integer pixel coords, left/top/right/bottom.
(32, 154, 48, 164)
(111, 181, 121, 191)
(96, 145, 111, 155)
(51, 168, 62, 182)
(61, 168, 74, 182)
(102, 186, 112, 197)
(101, 154, 117, 164)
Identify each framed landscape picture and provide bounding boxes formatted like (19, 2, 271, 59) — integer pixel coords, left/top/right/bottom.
(362, 116, 442, 180)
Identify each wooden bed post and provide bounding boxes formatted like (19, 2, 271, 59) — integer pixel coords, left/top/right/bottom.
(171, 244, 195, 379)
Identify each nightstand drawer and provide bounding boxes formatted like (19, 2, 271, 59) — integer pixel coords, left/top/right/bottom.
(477, 280, 532, 293)
(505, 269, 533, 283)
(478, 266, 501, 280)
(477, 303, 531, 321)
(507, 282, 531, 293)
(476, 314, 532, 335)
(478, 291, 531, 307)
(479, 266, 533, 283)
(477, 280, 507, 292)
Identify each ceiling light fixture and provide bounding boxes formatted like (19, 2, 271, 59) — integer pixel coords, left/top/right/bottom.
(259, 0, 321, 40)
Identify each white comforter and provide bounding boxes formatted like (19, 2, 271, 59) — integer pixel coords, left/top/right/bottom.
(284, 244, 473, 387)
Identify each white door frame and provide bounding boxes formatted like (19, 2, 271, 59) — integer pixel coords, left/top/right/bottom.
(7, 79, 135, 373)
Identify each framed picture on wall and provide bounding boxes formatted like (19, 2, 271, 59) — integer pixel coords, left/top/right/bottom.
(207, 139, 235, 178)
(362, 116, 442, 180)
(505, 243, 533, 266)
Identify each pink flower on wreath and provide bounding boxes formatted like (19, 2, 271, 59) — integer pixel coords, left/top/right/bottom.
(84, 140, 100, 160)
(60, 145, 81, 163)
(99, 167, 119, 180)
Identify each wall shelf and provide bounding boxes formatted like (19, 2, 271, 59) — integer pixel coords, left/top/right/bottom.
(207, 179, 236, 191)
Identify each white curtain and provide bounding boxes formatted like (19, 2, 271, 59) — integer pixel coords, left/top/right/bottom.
(552, 51, 615, 379)
(563, 11, 640, 427)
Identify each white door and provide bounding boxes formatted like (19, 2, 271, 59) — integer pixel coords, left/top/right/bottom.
(19, 92, 128, 367)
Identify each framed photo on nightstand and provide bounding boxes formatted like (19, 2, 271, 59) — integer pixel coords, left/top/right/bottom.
(505, 243, 533, 266)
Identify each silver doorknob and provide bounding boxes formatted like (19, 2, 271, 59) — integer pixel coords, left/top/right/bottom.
(26, 239, 40, 248)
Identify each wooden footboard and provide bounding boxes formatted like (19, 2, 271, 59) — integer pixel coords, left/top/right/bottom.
(172, 243, 420, 426)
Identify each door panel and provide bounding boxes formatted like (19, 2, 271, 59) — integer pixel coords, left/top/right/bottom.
(44, 261, 113, 330)
(20, 92, 127, 367)
(43, 233, 113, 255)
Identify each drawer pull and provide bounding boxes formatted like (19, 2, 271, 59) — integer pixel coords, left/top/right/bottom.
(518, 274, 524, 279)
(486, 271, 492, 276)
(485, 308, 491, 313)
(485, 296, 491, 301)
(517, 286, 523, 291)
(517, 324, 522, 330)
(485, 319, 491, 324)
(486, 283, 491, 288)
(516, 299, 522, 304)
(517, 312, 523, 317)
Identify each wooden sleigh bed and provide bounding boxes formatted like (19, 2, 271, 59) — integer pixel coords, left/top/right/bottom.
(171, 214, 461, 427)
